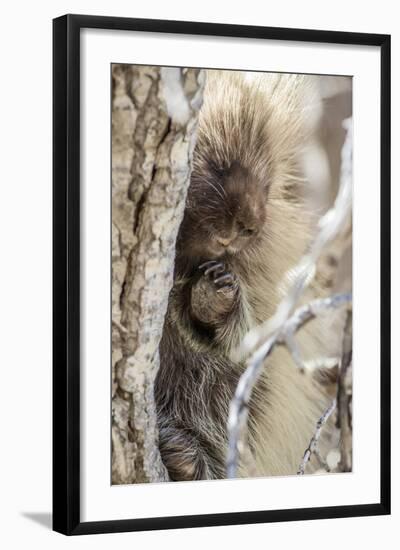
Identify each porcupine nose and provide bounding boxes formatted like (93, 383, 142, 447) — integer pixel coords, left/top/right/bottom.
(216, 235, 234, 247)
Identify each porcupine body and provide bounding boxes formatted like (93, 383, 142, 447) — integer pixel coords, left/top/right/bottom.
(155, 70, 330, 481)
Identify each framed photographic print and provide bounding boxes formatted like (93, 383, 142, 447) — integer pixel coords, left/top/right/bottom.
(53, 14, 391, 535)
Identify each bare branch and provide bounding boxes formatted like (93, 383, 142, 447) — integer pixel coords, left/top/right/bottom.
(336, 309, 353, 472)
(227, 118, 353, 479)
(226, 292, 351, 478)
(314, 448, 331, 472)
(297, 398, 336, 475)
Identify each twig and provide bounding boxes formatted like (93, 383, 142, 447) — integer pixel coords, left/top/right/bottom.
(297, 398, 336, 475)
(314, 448, 331, 472)
(303, 357, 339, 372)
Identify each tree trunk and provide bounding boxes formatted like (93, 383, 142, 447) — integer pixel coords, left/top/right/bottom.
(111, 65, 205, 484)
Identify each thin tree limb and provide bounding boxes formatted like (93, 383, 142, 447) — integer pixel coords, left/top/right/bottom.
(336, 309, 353, 472)
(226, 293, 351, 478)
(227, 118, 353, 479)
(297, 398, 337, 475)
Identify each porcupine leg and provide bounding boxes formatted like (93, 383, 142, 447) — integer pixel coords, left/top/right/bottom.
(190, 260, 239, 328)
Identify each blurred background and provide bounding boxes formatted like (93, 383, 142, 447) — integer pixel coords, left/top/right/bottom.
(302, 75, 352, 325)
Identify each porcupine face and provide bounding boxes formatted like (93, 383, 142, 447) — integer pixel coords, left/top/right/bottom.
(177, 161, 267, 262)
(175, 70, 313, 270)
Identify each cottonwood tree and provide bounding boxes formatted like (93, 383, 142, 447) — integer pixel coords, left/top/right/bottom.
(111, 65, 205, 484)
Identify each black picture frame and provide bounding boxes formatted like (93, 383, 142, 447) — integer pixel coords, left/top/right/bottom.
(53, 13, 391, 535)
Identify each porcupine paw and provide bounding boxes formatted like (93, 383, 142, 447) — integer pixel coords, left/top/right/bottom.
(190, 261, 238, 326)
(198, 260, 237, 293)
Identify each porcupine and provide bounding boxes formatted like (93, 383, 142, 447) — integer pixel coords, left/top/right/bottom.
(155, 70, 331, 481)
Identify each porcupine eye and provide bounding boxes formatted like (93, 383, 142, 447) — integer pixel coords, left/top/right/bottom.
(237, 221, 256, 237)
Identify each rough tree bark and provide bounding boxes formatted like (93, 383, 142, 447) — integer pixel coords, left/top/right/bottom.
(111, 65, 205, 484)
(337, 309, 352, 472)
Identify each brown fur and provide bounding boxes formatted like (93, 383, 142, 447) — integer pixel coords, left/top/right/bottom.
(155, 70, 330, 481)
